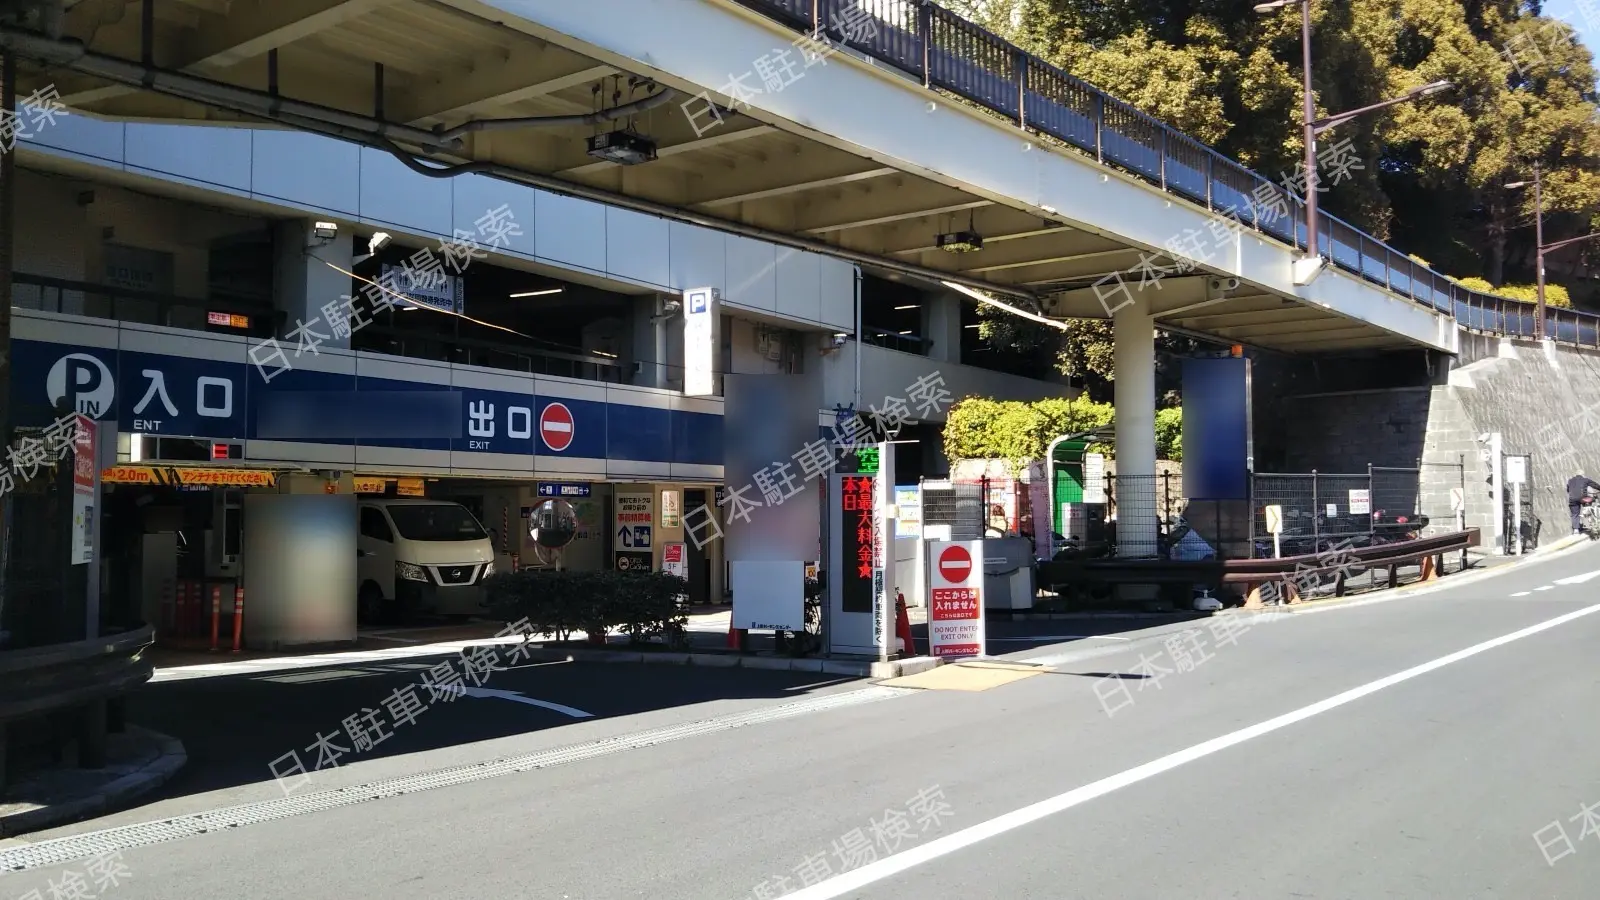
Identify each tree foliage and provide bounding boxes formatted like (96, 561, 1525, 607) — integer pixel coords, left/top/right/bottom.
(938, 0, 1600, 381)
(1454, 275, 1571, 307)
(944, 396, 1183, 469)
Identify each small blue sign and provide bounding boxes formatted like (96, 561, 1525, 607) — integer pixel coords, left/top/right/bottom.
(687, 289, 709, 315)
(537, 482, 592, 498)
(616, 524, 653, 548)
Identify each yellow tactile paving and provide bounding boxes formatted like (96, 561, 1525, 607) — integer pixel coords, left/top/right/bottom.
(883, 660, 1045, 692)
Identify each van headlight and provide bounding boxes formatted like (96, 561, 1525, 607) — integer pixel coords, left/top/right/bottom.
(396, 561, 430, 583)
(483, 561, 495, 577)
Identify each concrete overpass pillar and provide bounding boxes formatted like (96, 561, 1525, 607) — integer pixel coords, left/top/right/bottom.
(924, 290, 962, 363)
(273, 220, 352, 350)
(1113, 305, 1159, 558)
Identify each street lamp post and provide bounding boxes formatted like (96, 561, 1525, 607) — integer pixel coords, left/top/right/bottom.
(1256, 0, 1452, 267)
(1506, 165, 1600, 341)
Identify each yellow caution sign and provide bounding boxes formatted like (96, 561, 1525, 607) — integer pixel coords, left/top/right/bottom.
(101, 466, 279, 488)
(396, 477, 426, 497)
(353, 477, 388, 493)
(1264, 504, 1283, 535)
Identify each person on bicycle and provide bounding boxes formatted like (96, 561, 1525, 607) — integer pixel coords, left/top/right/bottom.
(1567, 473, 1600, 533)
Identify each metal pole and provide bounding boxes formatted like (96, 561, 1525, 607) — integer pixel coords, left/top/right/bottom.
(0, 52, 14, 637)
(1300, 0, 1318, 260)
(1512, 478, 1523, 555)
(1534, 165, 1546, 341)
(853, 267, 862, 415)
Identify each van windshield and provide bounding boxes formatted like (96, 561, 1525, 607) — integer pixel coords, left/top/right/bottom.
(385, 504, 488, 542)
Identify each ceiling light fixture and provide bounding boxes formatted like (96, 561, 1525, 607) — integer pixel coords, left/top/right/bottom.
(510, 288, 564, 298)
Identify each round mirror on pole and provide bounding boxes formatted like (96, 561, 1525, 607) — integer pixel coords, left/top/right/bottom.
(528, 499, 578, 569)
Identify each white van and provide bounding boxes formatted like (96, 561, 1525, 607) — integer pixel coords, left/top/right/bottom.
(357, 499, 496, 623)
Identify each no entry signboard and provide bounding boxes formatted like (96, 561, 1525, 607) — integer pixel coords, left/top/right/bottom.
(927, 539, 985, 659)
(539, 402, 575, 452)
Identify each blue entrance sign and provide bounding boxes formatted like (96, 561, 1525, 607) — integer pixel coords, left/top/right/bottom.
(537, 482, 592, 498)
(11, 329, 723, 471)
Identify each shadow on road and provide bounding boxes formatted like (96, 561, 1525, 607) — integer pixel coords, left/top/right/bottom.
(126, 649, 858, 805)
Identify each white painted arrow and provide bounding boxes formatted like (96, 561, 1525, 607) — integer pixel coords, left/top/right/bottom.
(443, 685, 594, 718)
(1555, 569, 1600, 586)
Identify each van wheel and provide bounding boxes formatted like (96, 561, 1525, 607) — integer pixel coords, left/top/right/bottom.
(358, 583, 387, 627)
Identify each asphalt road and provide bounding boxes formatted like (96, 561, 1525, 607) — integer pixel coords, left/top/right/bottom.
(5, 543, 1600, 899)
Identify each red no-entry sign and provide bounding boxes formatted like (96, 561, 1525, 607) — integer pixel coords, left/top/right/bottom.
(539, 402, 574, 452)
(937, 544, 972, 584)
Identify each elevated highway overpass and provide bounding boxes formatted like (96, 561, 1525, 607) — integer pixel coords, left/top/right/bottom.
(3, 0, 1599, 558)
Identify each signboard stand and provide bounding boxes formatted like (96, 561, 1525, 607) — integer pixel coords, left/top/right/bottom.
(614, 492, 654, 571)
(927, 539, 986, 659)
(1507, 456, 1526, 555)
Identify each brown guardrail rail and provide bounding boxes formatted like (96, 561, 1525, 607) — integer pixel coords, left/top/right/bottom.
(0, 625, 155, 724)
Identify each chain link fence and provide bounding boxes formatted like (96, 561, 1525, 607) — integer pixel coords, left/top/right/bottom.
(918, 479, 985, 541)
(1248, 464, 1467, 561)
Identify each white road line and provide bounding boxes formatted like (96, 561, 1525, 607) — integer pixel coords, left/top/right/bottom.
(1536, 585, 1554, 592)
(1511, 592, 1532, 597)
(1555, 569, 1600, 586)
(786, 602, 1600, 900)
(988, 635, 1132, 642)
(455, 686, 593, 717)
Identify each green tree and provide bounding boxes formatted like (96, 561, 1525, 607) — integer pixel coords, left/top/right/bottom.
(936, 0, 1600, 306)
(1154, 407, 1183, 461)
(943, 396, 1182, 468)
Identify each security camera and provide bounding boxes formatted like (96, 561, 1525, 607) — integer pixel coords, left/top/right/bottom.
(1209, 276, 1240, 292)
(661, 298, 682, 315)
(826, 333, 849, 350)
(312, 221, 338, 240)
(368, 232, 392, 254)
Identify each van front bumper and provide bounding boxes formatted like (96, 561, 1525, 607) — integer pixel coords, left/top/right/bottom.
(395, 582, 489, 617)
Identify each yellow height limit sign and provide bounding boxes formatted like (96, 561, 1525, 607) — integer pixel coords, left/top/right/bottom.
(101, 465, 279, 488)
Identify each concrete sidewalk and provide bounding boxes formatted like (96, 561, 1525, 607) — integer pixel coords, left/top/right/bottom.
(0, 726, 185, 837)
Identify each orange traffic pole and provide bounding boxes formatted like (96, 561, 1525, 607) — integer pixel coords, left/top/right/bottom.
(231, 585, 245, 653)
(209, 585, 222, 651)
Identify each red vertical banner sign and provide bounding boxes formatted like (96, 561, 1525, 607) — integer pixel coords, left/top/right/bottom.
(70, 415, 96, 566)
(839, 475, 877, 613)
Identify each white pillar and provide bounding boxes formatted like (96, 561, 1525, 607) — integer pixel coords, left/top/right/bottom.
(1113, 306, 1159, 558)
(273, 220, 352, 350)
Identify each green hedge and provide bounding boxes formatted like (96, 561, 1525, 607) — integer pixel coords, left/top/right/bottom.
(944, 395, 1183, 466)
(483, 569, 689, 647)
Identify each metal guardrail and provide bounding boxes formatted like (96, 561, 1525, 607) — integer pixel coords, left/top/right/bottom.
(731, 0, 1600, 347)
(0, 624, 155, 724)
(1038, 528, 1479, 596)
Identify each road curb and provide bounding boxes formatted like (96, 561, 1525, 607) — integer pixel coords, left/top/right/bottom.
(561, 648, 871, 675)
(0, 727, 186, 838)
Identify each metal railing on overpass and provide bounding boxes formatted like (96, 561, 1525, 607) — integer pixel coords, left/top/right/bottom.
(732, 0, 1600, 348)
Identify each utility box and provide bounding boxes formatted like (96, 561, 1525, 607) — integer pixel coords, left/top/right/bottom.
(982, 536, 1036, 611)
